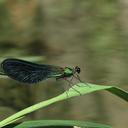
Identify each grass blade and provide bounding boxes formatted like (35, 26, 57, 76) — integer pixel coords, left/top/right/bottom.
(0, 83, 127, 127)
(14, 120, 112, 128)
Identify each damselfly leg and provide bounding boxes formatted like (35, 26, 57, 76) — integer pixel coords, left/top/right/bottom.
(64, 77, 81, 96)
(73, 74, 91, 87)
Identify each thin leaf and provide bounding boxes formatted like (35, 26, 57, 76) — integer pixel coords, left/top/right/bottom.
(0, 83, 127, 127)
(2, 116, 25, 127)
(14, 120, 112, 128)
(106, 87, 128, 101)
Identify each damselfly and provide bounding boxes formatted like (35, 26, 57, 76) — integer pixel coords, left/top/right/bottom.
(1, 58, 82, 85)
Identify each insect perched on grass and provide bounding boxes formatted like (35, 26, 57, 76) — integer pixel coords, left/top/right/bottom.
(1, 58, 82, 86)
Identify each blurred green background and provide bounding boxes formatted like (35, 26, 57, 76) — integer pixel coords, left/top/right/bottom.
(0, 0, 128, 128)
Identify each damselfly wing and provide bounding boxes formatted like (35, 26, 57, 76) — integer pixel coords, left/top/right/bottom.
(1, 58, 65, 84)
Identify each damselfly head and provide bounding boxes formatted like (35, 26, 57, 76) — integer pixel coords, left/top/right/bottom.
(75, 66, 81, 74)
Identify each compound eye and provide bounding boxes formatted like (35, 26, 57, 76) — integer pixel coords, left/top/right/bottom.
(75, 66, 81, 74)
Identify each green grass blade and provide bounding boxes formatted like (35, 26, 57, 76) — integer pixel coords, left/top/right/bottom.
(2, 116, 25, 127)
(14, 120, 112, 128)
(0, 83, 127, 127)
(106, 86, 128, 101)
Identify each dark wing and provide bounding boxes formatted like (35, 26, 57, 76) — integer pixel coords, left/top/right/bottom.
(1, 58, 64, 84)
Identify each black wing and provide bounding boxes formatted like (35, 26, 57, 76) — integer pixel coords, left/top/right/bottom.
(1, 58, 63, 84)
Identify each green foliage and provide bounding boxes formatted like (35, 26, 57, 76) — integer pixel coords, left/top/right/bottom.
(0, 83, 127, 128)
(14, 120, 111, 128)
